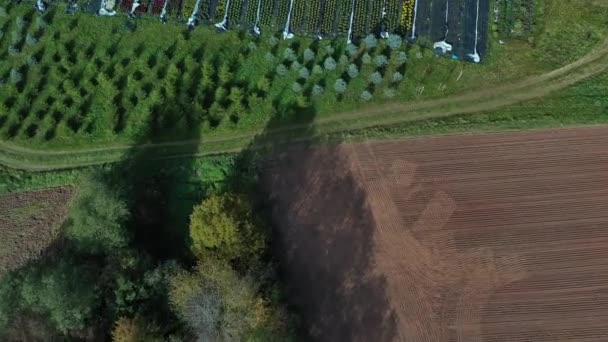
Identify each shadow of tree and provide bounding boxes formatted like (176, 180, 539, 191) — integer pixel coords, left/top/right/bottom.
(227, 90, 400, 341)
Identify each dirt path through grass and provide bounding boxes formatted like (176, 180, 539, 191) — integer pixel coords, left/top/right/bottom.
(2, 37, 608, 170)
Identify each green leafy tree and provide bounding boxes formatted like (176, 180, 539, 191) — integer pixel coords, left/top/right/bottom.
(19, 259, 99, 334)
(67, 173, 129, 254)
(189, 194, 264, 266)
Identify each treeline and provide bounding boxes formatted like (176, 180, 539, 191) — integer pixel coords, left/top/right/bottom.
(0, 168, 295, 340)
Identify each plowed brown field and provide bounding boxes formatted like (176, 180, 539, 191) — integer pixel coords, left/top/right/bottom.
(262, 126, 608, 342)
(0, 187, 73, 276)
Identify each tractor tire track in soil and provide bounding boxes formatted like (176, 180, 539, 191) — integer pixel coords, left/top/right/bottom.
(262, 125, 608, 341)
(1, 37, 608, 170)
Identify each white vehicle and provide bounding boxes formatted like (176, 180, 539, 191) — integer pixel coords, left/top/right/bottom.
(251, 0, 262, 35)
(187, 0, 203, 29)
(99, 0, 117, 16)
(128, 0, 140, 18)
(433, 0, 451, 54)
(160, 0, 169, 23)
(36, 0, 46, 13)
(467, 0, 481, 63)
(282, 0, 295, 39)
(214, 0, 231, 31)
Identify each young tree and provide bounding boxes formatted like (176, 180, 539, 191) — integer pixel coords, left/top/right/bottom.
(364, 34, 378, 50)
(394, 51, 408, 66)
(291, 82, 302, 93)
(265, 52, 275, 63)
(338, 54, 349, 65)
(369, 71, 383, 85)
(347, 64, 359, 79)
(324, 57, 336, 71)
(283, 48, 297, 62)
(387, 35, 403, 49)
(362, 53, 372, 64)
(392, 72, 404, 83)
(275, 64, 288, 76)
(298, 67, 310, 79)
(218, 63, 233, 87)
(374, 55, 388, 68)
(256, 76, 271, 94)
(25, 33, 37, 46)
(346, 43, 358, 57)
(360, 90, 372, 101)
(334, 78, 347, 94)
(303, 48, 315, 62)
(312, 64, 323, 75)
(312, 84, 324, 96)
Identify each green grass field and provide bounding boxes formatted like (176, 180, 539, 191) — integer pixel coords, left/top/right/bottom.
(0, 0, 607, 191)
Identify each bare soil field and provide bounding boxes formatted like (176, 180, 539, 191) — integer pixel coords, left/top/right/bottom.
(0, 188, 74, 276)
(261, 126, 608, 342)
